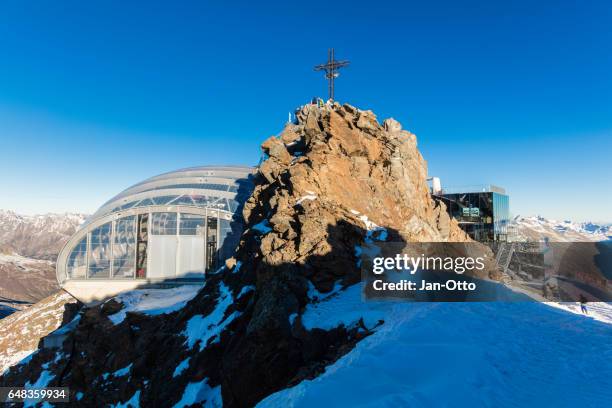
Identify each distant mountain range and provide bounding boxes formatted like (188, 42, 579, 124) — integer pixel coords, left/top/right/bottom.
(0, 210, 87, 310)
(0, 210, 87, 261)
(511, 215, 611, 242)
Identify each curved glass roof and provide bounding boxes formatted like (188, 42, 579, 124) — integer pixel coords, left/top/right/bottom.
(84, 165, 254, 227)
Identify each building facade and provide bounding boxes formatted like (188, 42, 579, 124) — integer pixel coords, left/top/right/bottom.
(56, 165, 254, 303)
(435, 185, 510, 242)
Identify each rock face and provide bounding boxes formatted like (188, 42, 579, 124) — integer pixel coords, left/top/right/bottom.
(0, 102, 486, 407)
(257, 102, 468, 245)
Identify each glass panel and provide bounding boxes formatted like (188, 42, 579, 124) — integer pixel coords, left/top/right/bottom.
(112, 216, 136, 278)
(228, 199, 239, 213)
(150, 183, 231, 192)
(67, 237, 87, 279)
(106, 192, 235, 216)
(120, 201, 139, 210)
(218, 217, 238, 261)
(207, 198, 229, 211)
(171, 195, 197, 206)
(206, 216, 218, 272)
(138, 198, 155, 207)
(88, 223, 112, 278)
(151, 212, 177, 235)
(151, 195, 179, 205)
(179, 213, 205, 236)
(191, 195, 220, 207)
(136, 213, 149, 278)
(492, 193, 510, 240)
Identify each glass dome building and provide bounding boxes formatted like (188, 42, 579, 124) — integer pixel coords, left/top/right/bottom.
(57, 165, 254, 303)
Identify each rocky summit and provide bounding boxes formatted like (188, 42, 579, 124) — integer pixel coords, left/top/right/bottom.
(1, 101, 492, 407)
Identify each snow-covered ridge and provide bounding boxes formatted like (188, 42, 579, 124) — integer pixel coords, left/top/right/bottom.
(0, 209, 86, 231)
(258, 283, 612, 407)
(512, 215, 611, 242)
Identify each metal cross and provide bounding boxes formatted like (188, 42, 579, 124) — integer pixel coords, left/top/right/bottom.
(314, 48, 350, 101)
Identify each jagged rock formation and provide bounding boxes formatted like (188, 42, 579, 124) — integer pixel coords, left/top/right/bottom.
(257, 103, 468, 244)
(0, 102, 490, 407)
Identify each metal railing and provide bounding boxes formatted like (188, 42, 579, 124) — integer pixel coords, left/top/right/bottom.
(434, 184, 506, 195)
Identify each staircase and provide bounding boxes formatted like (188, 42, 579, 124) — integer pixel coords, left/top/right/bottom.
(495, 242, 516, 281)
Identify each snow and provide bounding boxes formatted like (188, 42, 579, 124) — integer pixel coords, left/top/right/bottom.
(173, 378, 222, 408)
(107, 285, 202, 325)
(259, 283, 612, 408)
(350, 210, 388, 243)
(0, 252, 53, 268)
(546, 301, 612, 324)
(24, 369, 55, 408)
(289, 313, 298, 325)
(52, 314, 81, 335)
(113, 363, 133, 377)
(307, 280, 343, 303)
(252, 220, 272, 235)
(296, 194, 317, 205)
(13, 350, 38, 369)
(113, 390, 141, 408)
(183, 282, 240, 351)
(512, 216, 611, 242)
(302, 284, 385, 331)
(237, 285, 255, 299)
(173, 357, 191, 378)
(53, 351, 64, 363)
(1, 293, 74, 340)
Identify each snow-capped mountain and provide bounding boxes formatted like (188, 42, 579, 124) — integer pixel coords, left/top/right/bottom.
(0, 210, 86, 312)
(0, 210, 87, 261)
(511, 215, 611, 242)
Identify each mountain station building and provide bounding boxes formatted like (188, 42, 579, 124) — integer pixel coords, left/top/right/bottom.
(433, 185, 510, 242)
(56, 166, 254, 303)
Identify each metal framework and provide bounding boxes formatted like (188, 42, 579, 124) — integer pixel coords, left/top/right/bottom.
(56, 165, 254, 286)
(314, 48, 350, 100)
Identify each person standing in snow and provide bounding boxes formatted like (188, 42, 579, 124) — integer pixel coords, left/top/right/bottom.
(579, 294, 588, 314)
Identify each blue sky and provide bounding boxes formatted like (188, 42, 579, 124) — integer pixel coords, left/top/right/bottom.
(0, 0, 610, 222)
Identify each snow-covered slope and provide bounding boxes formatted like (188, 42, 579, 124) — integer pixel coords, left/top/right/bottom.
(259, 284, 612, 408)
(105, 285, 203, 325)
(0, 210, 86, 261)
(0, 292, 78, 375)
(512, 216, 611, 242)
